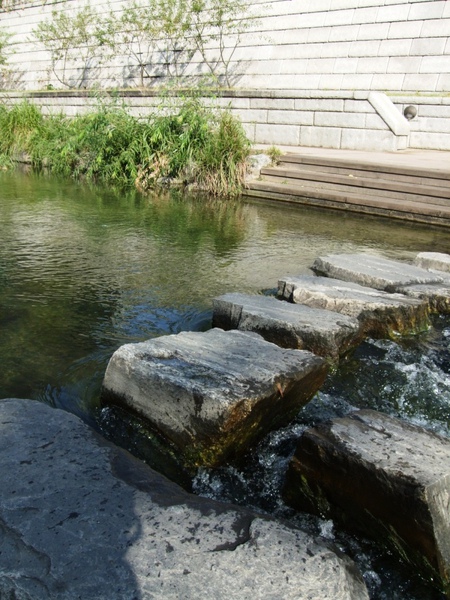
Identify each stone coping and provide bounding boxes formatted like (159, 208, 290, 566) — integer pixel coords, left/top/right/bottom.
(1, 89, 449, 103)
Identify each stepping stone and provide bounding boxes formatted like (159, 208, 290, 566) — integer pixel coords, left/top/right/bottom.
(403, 254, 450, 313)
(0, 398, 369, 600)
(102, 329, 328, 469)
(397, 280, 450, 314)
(212, 292, 362, 361)
(283, 409, 450, 596)
(414, 252, 450, 273)
(312, 253, 443, 292)
(277, 275, 430, 338)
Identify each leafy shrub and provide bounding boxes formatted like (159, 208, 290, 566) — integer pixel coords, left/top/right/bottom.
(0, 97, 250, 197)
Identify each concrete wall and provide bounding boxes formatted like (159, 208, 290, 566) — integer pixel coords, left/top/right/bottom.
(1, 0, 449, 151)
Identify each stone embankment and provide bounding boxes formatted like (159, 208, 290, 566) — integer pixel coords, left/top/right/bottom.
(0, 398, 369, 600)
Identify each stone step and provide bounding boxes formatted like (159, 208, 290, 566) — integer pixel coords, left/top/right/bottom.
(101, 328, 328, 469)
(283, 409, 450, 595)
(278, 153, 450, 187)
(259, 166, 450, 202)
(245, 180, 450, 227)
(212, 292, 363, 361)
(278, 158, 450, 189)
(257, 173, 450, 208)
(246, 151, 450, 227)
(277, 274, 431, 338)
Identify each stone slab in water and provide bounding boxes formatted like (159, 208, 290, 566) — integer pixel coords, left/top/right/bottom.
(212, 292, 362, 361)
(0, 398, 369, 600)
(277, 275, 430, 338)
(284, 409, 450, 596)
(415, 252, 450, 273)
(101, 328, 328, 468)
(398, 255, 450, 313)
(397, 280, 450, 314)
(312, 253, 443, 292)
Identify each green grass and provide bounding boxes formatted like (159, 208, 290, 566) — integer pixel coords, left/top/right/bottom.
(0, 98, 250, 197)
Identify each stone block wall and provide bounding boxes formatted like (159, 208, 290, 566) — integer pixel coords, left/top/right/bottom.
(1, 0, 449, 151)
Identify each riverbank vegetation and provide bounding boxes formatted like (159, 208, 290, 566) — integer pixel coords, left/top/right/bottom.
(0, 97, 251, 196)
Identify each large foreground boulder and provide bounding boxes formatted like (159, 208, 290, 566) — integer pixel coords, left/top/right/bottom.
(0, 398, 369, 600)
(212, 292, 362, 361)
(312, 253, 443, 292)
(284, 409, 450, 597)
(277, 275, 430, 338)
(101, 329, 328, 469)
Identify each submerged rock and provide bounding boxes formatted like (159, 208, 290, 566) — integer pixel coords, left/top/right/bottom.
(101, 329, 328, 469)
(312, 253, 443, 292)
(277, 275, 430, 338)
(284, 409, 450, 597)
(0, 398, 369, 600)
(212, 292, 362, 361)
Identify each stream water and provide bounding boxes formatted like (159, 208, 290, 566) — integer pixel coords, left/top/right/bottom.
(1, 168, 449, 598)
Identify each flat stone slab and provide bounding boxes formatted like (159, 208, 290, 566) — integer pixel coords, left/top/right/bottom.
(397, 280, 450, 314)
(415, 252, 450, 273)
(284, 409, 450, 596)
(312, 253, 443, 292)
(102, 329, 328, 468)
(212, 292, 362, 361)
(0, 398, 369, 600)
(277, 275, 430, 338)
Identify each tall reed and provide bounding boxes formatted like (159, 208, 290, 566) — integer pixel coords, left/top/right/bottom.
(0, 98, 250, 197)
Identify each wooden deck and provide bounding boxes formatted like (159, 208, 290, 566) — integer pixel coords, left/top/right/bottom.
(244, 147, 450, 228)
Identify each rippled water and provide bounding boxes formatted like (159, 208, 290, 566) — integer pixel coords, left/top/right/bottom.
(1, 169, 449, 598)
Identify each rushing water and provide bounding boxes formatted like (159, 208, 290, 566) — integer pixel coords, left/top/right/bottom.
(1, 169, 449, 598)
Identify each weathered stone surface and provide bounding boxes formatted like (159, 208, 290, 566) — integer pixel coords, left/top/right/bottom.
(246, 152, 272, 179)
(397, 280, 450, 314)
(312, 253, 443, 292)
(0, 398, 369, 600)
(284, 409, 450, 596)
(415, 252, 450, 273)
(212, 292, 362, 361)
(101, 329, 328, 468)
(277, 275, 430, 338)
(395, 261, 450, 313)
